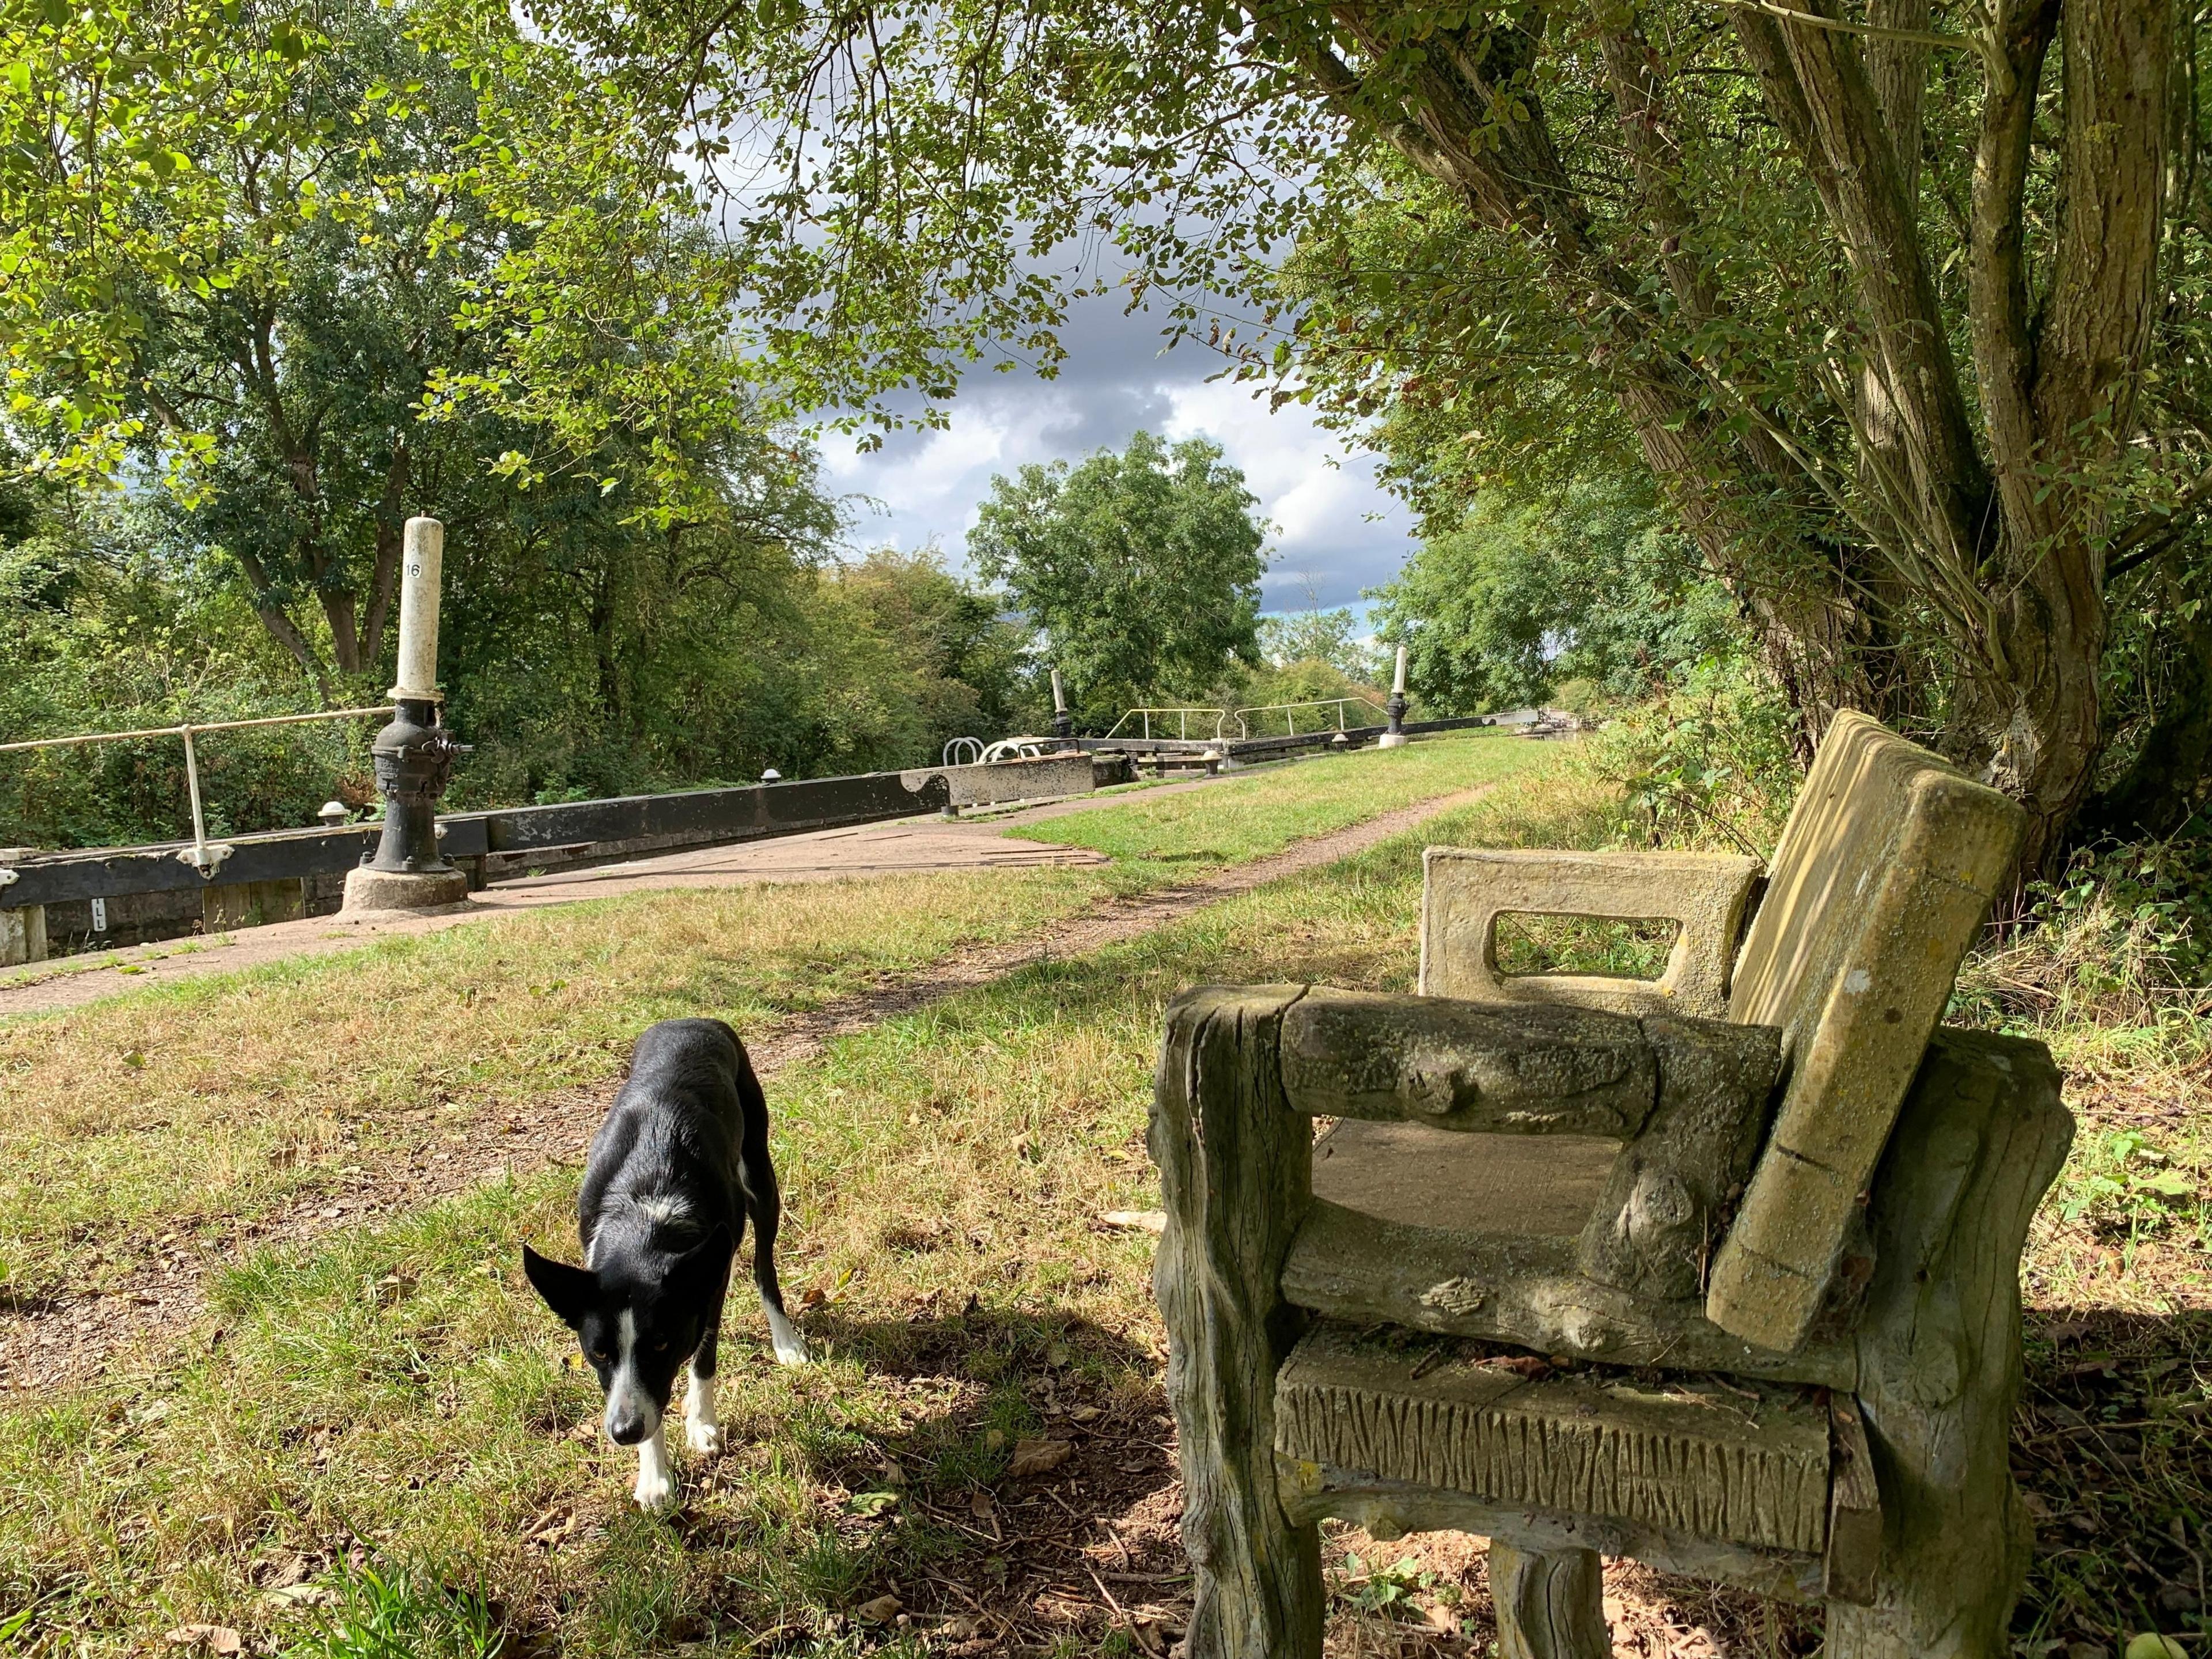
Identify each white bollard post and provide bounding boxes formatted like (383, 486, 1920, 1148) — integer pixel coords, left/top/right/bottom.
(1380, 644, 1411, 747)
(392, 516, 444, 700)
(344, 514, 469, 915)
(1050, 668, 1073, 742)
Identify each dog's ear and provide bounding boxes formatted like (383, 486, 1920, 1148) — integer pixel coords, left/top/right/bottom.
(670, 1224, 734, 1296)
(522, 1245, 599, 1327)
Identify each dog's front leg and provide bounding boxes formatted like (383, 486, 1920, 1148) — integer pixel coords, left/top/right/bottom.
(634, 1425, 676, 1512)
(686, 1368, 721, 1455)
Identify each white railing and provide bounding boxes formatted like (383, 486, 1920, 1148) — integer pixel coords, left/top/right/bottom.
(0, 707, 391, 874)
(1229, 696, 1389, 740)
(1101, 707, 1231, 743)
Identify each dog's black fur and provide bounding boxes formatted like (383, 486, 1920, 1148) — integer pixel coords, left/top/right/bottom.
(522, 1018, 805, 1508)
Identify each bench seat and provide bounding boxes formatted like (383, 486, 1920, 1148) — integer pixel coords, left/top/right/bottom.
(1273, 1321, 1878, 1604)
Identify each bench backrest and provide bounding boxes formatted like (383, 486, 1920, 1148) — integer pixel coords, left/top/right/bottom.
(1703, 711, 2021, 1350)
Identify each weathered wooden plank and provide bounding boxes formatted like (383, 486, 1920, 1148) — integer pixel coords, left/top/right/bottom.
(1150, 984, 1323, 1657)
(1281, 1199, 1858, 1388)
(1825, 1396, 1881, 1605)
(1274, 1324, 1833, 1555)
(1278, 988, 1657, 1136)
(1312, 1122, 1618, 1238)
(1276, 1456, 1827, 1603)
(1709, 714, 2024, 1353)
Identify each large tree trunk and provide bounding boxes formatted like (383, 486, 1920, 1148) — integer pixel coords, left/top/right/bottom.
(1290, 0, 2176, 874)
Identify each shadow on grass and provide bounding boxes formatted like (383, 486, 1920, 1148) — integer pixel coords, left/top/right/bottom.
(572, 1301, 1187, 1657)
(2012, 1307, 2212, 1654)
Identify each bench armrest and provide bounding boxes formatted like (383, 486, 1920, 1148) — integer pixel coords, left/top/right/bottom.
(1421, 848, 1763, 1018)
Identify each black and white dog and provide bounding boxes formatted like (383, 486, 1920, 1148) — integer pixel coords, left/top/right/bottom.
(522, 1018, 808, 1511)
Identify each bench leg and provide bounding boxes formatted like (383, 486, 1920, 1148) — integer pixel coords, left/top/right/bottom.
(1151, 987, 1323, 1657)
(1825, 1033, 2073, 1659)
(1490, 1542, 1611, 1659)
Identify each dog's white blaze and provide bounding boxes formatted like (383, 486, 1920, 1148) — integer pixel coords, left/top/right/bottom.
(634, 1192, 694, 1227)
(604, 1308, 660, 1442)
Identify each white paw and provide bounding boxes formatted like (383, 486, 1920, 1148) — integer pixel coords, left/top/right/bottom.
(772, 1333, 810, 1367)
(634, 1466, 676, 1512)
(686, 1415, 722, 1455)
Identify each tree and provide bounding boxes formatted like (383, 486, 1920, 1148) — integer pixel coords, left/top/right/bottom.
(834, 547, 1040, 755)
(510, 0, 2204, 874)
(14, 0, 2210, 873)
(1369, 479, 1742, 714)
(968, 432, 1267, 724)
(1257, 607, 1379, 684)
(2, 0, 763, 701)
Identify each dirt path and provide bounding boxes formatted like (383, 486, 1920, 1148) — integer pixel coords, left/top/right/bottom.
(0, 815, 1123, 1020)
(0, 783, 1492, 1393)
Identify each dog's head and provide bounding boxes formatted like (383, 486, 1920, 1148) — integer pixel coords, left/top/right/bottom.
(522, 1227, 733, 1445)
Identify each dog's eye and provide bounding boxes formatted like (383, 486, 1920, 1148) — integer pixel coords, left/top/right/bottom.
(649, 1339, 671, 1354)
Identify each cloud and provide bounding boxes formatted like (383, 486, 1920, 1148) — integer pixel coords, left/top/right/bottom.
(820, 291, 1415, 612)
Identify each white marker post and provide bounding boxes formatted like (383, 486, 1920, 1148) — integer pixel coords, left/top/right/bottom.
(1051, 667, 1073, 742)
(1379, 643, 1411, 747)
(392, 516, 444, 701)
(343, 515, 470, 914)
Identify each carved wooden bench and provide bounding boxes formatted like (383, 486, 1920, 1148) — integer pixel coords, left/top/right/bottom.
(1150, 713, 2074, 1657)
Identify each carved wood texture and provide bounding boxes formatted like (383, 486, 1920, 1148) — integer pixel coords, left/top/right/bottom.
(1150, 984, 1323, 1657)
(1275, 1331, 1831, 1555)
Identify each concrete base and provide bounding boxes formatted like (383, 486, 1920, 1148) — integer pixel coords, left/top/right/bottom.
(342, 866, 471, 915)
(1377, 732, 1410, 748)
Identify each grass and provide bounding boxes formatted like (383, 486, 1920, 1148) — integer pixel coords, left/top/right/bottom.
(0, 734, 1542, 1305)
(0, 750, 1589, 1657)
(1004, 738, 1531, 869)
(2, 730, 2205, 1659)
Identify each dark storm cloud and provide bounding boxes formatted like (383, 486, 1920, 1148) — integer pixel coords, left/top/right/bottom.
(819, 290, 1414, 615)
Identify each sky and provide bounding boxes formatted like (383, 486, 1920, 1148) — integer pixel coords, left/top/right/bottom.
(814, 290, 1418, 616)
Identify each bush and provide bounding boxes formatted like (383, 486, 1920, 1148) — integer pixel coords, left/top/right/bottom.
(1577, 656, 1802, 855)
(1955, 832, 2212, 1034)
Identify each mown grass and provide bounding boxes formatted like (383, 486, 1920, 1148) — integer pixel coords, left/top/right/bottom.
(1007, 737, 1532, 868)
(5, 730, 2205, 1659)
(0, 760, 1604, 1657)
(0, 733, 1536, 1304)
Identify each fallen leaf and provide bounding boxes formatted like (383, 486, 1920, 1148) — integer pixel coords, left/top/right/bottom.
(969, 1490, 995, 1518)
(164, 1628, 242, 1655)
(856, 1593, 903, 1624)
(1010, 1437, 1074, 1478)
(1099, 1210, 1167, 1234)
(261, 1584, 338, 1610)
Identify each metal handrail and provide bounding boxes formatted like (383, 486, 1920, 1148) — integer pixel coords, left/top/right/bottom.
(1228, 696, 1389, 740)
(0, 705, 392, 874)
(1101, 707, 1231, 743)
